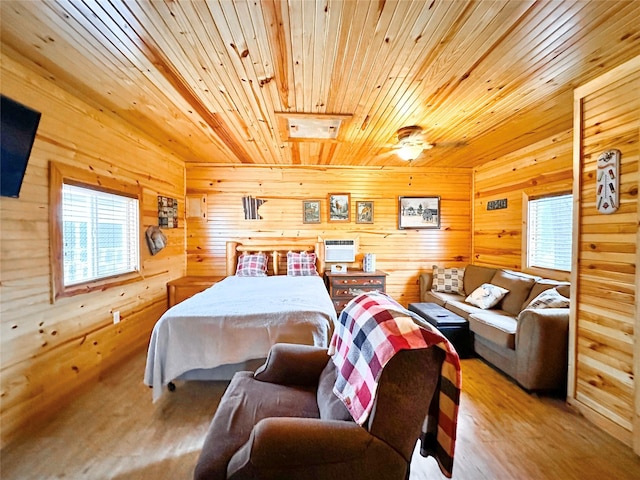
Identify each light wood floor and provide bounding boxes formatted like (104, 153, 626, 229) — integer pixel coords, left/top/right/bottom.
(2, 350, 640, 480)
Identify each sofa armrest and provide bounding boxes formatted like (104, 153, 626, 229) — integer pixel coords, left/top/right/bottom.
(253, 343, 329, 386)
(227, 417, 403, 478)
(419, 273, 434, 302)
(515, 308, 570, 391)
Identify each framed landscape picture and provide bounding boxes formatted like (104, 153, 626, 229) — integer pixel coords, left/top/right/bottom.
(328, 193, 350, 222)
(356, 201, 374, 224)
(398, 196, 440, 229)
(302, 200, 321, 224)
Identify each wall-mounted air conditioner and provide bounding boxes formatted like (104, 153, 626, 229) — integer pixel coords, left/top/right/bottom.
(325, 239, 356, 262)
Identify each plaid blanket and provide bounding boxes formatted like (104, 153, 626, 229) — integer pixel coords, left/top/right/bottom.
(328, 291, 461, 478)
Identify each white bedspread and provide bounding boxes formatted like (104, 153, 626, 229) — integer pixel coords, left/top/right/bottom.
(144, 275, 336, 401)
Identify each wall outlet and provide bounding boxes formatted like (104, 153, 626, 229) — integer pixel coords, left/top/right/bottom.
(113, 311, 120, 324)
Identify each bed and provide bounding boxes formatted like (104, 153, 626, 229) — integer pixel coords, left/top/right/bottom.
(144, 239, 337, 401)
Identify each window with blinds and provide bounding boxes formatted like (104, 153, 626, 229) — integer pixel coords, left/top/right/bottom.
(62, 183, 139, 286)
(527, 193, 573, 272)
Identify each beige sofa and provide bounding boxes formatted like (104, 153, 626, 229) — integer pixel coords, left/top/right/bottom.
(419, 265, 570, 392)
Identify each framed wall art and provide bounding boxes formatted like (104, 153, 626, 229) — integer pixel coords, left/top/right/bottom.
(158, 195, 178, 228)
(356, 201, 374, 224)
(328, 193, 350, 222)
(302, 199, 321, 224)
(398, 196, 440, 229)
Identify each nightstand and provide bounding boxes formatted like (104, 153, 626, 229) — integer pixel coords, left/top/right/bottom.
(324, 270, 387, 313)
(167, 275, 225, 308)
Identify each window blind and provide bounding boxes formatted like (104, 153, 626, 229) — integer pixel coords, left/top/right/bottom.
(527, 194, 573, 272)
(62, 183, 139, 286)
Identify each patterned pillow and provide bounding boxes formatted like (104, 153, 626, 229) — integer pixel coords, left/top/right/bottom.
(287, 252, 318, 276)
(432, 265, 465, 294)
(465, 283, 509, 310)
(518, 288, 570, 320)
(235, 253, 268, 277)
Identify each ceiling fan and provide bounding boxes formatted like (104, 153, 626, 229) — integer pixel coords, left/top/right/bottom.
(388, 125, 467, 161)
(395, 125, 432, 161)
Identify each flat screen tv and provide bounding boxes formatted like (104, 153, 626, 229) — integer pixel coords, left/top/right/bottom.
(1, 95, 42, 198)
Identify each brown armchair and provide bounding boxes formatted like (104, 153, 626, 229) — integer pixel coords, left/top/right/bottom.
(194, 342, 445, 480)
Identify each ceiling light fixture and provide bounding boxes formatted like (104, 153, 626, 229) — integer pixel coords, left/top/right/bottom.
(398, 144, 425, 161)
(395, 125, 433, 161)
(275, 112, 352, 143)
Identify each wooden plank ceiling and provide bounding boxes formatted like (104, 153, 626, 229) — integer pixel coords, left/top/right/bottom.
(1, 0, 639, 167)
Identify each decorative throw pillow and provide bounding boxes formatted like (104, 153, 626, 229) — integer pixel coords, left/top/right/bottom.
(517, 288, 570, 320)
(287, 251, 318, 276)
(431, 265, 465, 294)
(465, 283, 509, 310)
(235, 253, 268, 277)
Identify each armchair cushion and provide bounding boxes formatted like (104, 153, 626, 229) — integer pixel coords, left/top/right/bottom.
(317, 361, 352, 421)
(227, 418, 378, 473)
(254, 343, 329, 386)
(227, 418, 407, 480)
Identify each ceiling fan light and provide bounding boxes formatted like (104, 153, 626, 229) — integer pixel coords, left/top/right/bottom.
(397, 144, 423, 161)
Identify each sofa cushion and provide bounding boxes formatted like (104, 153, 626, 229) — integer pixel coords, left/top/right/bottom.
(444, 298, 511, 321)
(556, 284, 571, 298)
(517, 289, 570, 320)
(463, 265, 497, 295)
(465, 283, 509, 310)
(424, 290, 462, 307)
(523, 278, 571, 307)
(431, 265, 465, 294)
(490, 270, 538, 316)
(468, 312, 517, 350)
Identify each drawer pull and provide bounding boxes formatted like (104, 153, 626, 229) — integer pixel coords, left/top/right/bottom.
(337, 279, 383, 285)
(334, 286, 383, 296)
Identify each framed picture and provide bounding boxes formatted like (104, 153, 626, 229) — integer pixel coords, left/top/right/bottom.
(158, 195, 178, 228)
(328, 193, 350, 222)
(302, 200, 321, 224)
(398, 196, 440, 229)
(356, 201, 374, 224)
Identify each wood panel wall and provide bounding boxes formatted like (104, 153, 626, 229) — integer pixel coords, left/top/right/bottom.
(0, 54, 186, 448)
(186, 165, 472, 304)
(473, 129, 574, 278)
(570, 57, 639, 452)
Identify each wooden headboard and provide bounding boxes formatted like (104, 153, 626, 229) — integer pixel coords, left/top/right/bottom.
(226, 238, 326, 276)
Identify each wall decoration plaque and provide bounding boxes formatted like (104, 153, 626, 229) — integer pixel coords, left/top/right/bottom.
(596, 149, 620, 214)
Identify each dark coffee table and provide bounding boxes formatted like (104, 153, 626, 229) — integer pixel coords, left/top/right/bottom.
(408, 302, 473, 358)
